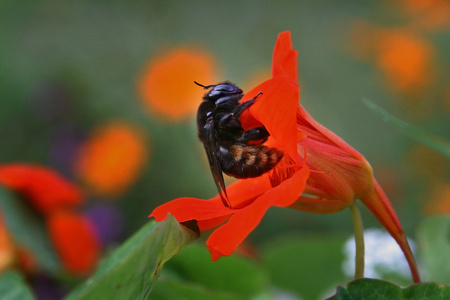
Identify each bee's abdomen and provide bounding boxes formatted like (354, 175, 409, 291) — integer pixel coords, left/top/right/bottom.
(220, 144, 284, 179)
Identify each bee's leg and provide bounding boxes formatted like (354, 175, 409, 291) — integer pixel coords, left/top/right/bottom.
(218, 92, 263, 130)
(238, 127, 269, 143)
(218, 113, 240, 130)
(232, 92, 263, 118)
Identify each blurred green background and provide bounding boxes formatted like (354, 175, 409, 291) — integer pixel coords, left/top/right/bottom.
(0, 1, 449, 298)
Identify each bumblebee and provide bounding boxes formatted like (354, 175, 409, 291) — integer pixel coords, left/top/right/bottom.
(195, 81, 284, 207)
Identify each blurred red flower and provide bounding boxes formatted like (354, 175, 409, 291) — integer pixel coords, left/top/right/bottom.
(47, 211, 100, 275)
(150, 31, 420, 282)
(0, 164, 100, 275)
(0, 164, 83, 215)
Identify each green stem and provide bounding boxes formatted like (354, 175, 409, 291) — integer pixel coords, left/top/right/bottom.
(349, 201, 365, 279)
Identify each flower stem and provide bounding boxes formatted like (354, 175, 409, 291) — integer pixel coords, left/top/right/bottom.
(349, 201, 365, 279)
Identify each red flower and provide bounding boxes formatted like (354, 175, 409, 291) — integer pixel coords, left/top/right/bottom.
(150, 31, 420, 282)
(0, 164, 83, 215)
(150, 31, 308, 261)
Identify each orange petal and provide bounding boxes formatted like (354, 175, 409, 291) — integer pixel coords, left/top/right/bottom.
(360, 180, 420, 283)
(0, 164, 83, 215)
(207, 167, 309, 261)
(272, 31, 298, 82)
(47, 211, 100, 275)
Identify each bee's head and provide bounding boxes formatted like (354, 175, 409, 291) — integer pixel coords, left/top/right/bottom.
(194, 81, 243, 100)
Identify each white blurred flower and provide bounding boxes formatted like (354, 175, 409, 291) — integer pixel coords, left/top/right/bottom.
(342, 228, 416, 279)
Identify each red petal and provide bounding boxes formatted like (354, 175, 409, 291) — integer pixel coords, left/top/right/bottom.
(47, 211, 100, 275)
(242, 77, 299, 162)
(290, 195, 350, 214)
(206, 167, 309, 260)
(272, 31, 298, 82)
(225, 174, 272, 208)
(240, 31, 299, 161)
(149, 197, 232, 223)
(0, 164, 83, 215)
(198, 215, 231, 231)
(150, 175, 273, 229)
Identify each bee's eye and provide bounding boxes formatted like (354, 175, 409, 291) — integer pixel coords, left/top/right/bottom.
(208, 84, 241, 98)
(215, 85, 236, 92)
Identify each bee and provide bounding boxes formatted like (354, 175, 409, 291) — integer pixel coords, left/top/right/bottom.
(195, 81, 284, 207)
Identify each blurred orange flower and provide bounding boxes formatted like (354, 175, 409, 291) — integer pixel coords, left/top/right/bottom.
(139, 47, 219, 120)
(0, 164, 83, 215)
(47, 211, 100, 275)
(0, 214, 37, 275)
(399, 0, 450, 31)
(0, 214, 15, 272)
(408, 145, 447, 180)
(350, 23, 435, 97)
(75, 122, 147, 197)
(423, 183, 450, 214)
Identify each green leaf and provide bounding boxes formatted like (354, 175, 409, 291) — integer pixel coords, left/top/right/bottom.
(0, 186, 60, 274)
(65, 215, 198, 300)
(151, 278, 245, 300)
(153, 243, 271, 299)
(328, 278, 450, 300)
(363, 99, 450, 157)
(261, 234, 349, 300)
(417, 216, 450, 284)
(0, 271, 35, 300)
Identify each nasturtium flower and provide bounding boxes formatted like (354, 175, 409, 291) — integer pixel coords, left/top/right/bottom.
(151, 32, 307, 261)
(150, 31, 420, 282)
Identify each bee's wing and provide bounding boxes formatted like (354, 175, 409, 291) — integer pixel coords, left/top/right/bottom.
(202, 120, 230, 208)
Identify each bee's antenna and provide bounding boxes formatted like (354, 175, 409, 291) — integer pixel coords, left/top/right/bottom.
(194, 81, 216, 89)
